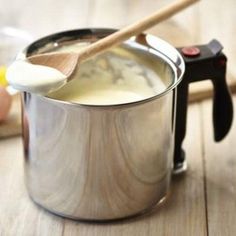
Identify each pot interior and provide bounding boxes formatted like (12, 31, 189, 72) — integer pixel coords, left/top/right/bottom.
(23, 29, 184, 106)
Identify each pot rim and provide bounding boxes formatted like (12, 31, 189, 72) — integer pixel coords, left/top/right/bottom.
(19, 28, 185, 109)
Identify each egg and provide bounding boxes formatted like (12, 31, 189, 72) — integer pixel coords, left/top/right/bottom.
(0, 86, 12, 122)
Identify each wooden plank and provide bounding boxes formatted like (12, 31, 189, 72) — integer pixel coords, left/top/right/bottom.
(202, 96, 236, 236)
(189, 75, 236, 103)
(63, 104, 207, 235)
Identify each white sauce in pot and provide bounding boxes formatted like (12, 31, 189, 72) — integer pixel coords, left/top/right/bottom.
(48, 44, 168, 105)
(6, 42, 170, 105)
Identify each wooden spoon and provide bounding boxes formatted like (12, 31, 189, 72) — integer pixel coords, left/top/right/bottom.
(28, 0, 199, 81)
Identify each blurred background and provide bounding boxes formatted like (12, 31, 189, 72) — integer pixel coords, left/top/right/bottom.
(0, 0, 236, 100)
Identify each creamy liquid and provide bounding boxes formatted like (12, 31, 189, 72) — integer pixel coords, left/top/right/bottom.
(7, 41, 169, 104)
(48, 44, 168, 105)
(6, 60, 67, 94)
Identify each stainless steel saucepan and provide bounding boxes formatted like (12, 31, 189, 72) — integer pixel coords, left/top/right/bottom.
(20, 29, 233, 221)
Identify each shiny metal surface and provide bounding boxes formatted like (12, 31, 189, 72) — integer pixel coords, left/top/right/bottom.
(21, 29, 185, 221)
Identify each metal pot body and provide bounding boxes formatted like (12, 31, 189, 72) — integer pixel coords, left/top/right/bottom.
(21, 29, 185, 221)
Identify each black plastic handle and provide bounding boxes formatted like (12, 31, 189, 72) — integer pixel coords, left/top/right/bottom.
(174, 40, 233, 173)
(212, 75, 233, 141)
(183, 39, 233, 141)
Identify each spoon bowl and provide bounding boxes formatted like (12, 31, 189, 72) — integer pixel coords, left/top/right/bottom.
(28, 52, 79, 80)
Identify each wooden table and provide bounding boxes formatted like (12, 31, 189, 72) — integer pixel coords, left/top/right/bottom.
(1, 97, 236, 236)
(1, 0, 236, 235)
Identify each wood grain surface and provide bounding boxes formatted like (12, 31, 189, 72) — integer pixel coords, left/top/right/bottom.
(202, 97, 236, 236)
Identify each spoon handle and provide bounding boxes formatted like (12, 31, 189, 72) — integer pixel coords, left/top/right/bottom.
(78, 0, 200, 61)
